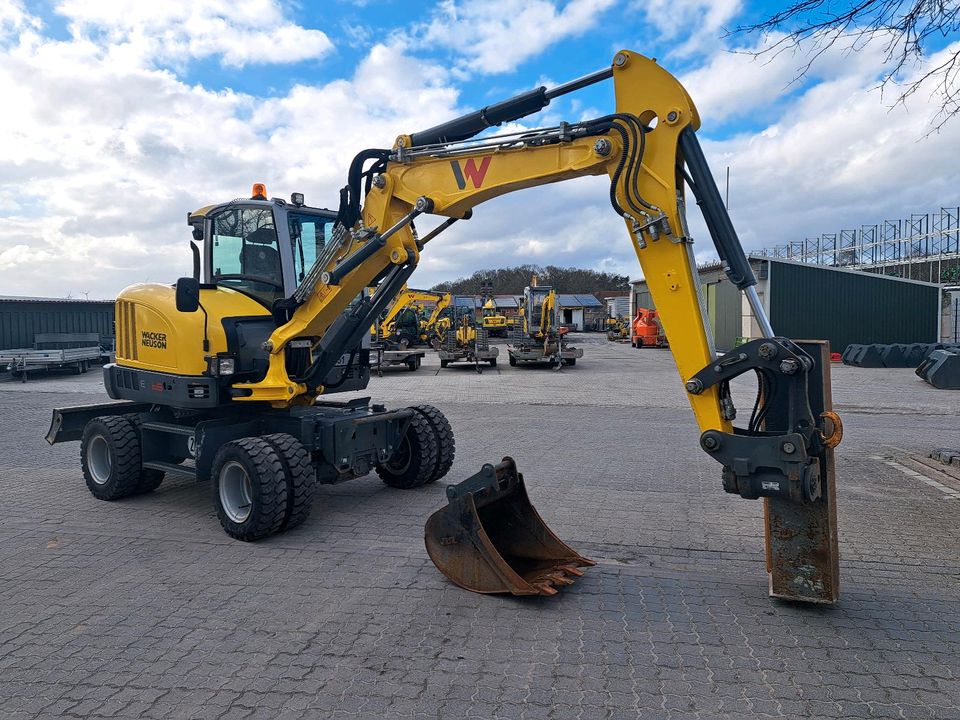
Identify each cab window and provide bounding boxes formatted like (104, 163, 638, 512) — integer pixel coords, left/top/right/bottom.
(288, 212, 334, 283)
(211, 208, 283, 306)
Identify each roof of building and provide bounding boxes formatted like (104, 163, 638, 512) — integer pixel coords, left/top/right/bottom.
(557, 293, 604, 308)
(453, 296, 480, 308)
(630, 254, 943, 288)
(492, 295, 519, 308)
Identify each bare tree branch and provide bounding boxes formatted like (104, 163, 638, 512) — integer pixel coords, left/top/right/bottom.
(731, 0, 960, 131)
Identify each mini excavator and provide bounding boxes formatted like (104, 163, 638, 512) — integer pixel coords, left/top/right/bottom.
(508, 282, 582, 368)
(47, 51, 842, 603)
(378, 286, 452, 348)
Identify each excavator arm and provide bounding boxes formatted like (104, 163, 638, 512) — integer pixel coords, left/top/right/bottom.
(235, 50, 840, 603)
(378, 287, 451, 339)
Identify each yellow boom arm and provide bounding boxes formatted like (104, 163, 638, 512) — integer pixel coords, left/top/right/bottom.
(235, 50, 750, 444)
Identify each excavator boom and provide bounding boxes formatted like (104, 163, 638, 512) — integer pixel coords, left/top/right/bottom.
(230, 50, 840, 602)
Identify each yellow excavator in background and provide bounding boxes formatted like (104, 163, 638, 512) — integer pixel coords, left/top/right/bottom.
(47, 50, 841, 603)
(481, 298, 508, 337)
(436, 305, 499, 371)
(508, 281, 582, 368)
(606, 315, 630, 341)
(378, 286, 452, 347)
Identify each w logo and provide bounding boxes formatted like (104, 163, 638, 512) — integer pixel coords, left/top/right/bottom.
(450, 157, 492, 190)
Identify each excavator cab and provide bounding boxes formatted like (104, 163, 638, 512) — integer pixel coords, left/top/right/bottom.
(523, 285, 553, 336)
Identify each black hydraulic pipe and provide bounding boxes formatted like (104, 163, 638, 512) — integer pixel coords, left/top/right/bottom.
(410, 87, 549, 147)
(679, 126, 756, 290)
(328, 199, 431, 285)
(417, 213, 470, 248)
(409, 65, 613, 148)
(327, 234, 386, 285)
(543, 67, 613, 100)
(302, 260, 416, 390)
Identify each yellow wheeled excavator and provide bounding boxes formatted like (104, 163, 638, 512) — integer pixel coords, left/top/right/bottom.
(481, 298, 508, 337)
(46, 50, 841, 603)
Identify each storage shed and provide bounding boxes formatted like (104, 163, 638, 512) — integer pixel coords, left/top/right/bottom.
(0, 296, 115, 351)
(556, 294, 605, 331)
(631, 257, 941, 353)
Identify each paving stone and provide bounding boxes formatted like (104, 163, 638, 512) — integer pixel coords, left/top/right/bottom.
(0, 336, 958, 719)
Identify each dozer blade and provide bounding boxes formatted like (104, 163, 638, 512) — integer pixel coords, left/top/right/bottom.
(424, 457, 594, 596)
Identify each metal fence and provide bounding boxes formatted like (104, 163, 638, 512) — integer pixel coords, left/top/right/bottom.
(757, 207, 960, 283)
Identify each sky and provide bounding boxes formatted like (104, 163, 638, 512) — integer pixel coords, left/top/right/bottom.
(1, 0, 959, 298)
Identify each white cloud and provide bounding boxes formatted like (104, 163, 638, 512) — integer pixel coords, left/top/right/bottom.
(0, 8, 459, 297)
(633, 0, 742, 58)
(422, 0, 617, 75)
(691, 40, 960, 259)
(54, 0, 334, 68)
(1, 0, 959, 301)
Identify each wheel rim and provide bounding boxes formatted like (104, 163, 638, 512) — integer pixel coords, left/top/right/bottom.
(88, 434, 112, 485)
(388, 434, 413, 474)
(220, 461, 253, 523)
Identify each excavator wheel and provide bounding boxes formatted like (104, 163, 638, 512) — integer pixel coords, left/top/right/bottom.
(376, 411, 439, 489)
(412, 404, 455, 482)
(122, 413, 165, 492)
(81, 416, 151, 501)
(212, 437, 288, 541)
(262, 433, 316, 531)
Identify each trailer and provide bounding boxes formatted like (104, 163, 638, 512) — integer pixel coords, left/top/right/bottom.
(1, 333, 102, 380)
(437, 328, 498, 371)
(507, 343, 582, 367)
(371, 343, 426, 374)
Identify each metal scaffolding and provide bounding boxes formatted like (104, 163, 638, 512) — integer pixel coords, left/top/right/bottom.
(758, 207, 960, 283)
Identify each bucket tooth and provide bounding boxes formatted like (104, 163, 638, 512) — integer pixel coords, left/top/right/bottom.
(424, 457, 593, 596)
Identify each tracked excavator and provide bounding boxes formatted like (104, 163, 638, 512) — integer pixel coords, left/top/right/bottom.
(378, 286, 452, 347)
(508, 282, 583, 368)
(46, 50, 841, 603)
(369, 286, 451, 371)
(436, 307, 499, 372)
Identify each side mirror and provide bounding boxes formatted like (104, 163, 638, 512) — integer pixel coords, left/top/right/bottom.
(175, 277, 200, 313)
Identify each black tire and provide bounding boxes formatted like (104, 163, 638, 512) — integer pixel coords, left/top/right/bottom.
(262, 433, 316, 531)
(212, 437, 288, 541)
(81, 416, 146, 500)
(407, 359, 417, 371)
(508, 355, 517, 367)
(564, 358, 577, 366)
(412, 404, 455, 482)
(376, 411, 438, 489)
(121, 413, 165, 492)
(489, 358, 497, 367)
(440, 359, 449, 368)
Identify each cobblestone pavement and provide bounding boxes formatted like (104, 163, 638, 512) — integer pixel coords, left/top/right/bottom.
(1, 334, 958, 719)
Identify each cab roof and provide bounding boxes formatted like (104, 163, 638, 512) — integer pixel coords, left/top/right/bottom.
(187, 197, 336, 225)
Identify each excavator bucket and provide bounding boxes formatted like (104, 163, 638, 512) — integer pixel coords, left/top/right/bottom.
(424, 457, 594, 596)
